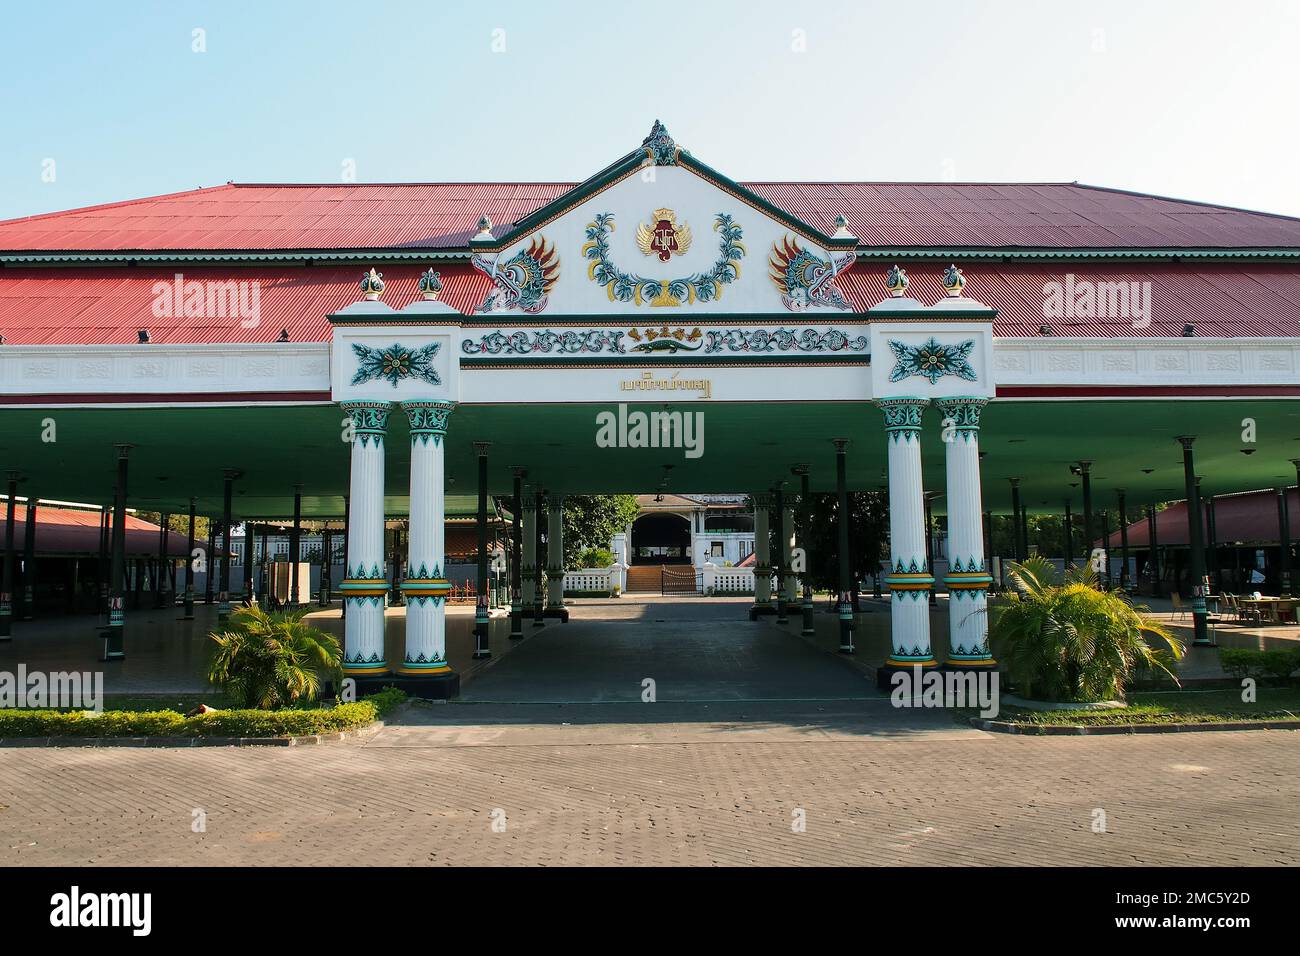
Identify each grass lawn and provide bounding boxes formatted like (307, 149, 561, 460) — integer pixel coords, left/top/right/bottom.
(989, 686, 1300, 726)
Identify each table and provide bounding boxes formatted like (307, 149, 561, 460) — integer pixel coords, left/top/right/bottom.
(1238, 596, 1297, 624)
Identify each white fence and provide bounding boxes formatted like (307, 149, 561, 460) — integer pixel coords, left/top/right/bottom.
(701, 563, 784, 595)
(562, 564, 627, 594)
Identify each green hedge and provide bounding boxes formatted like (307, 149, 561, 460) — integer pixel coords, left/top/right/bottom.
(0, 687, 407, 739)
(1219, 647, 1300, 680)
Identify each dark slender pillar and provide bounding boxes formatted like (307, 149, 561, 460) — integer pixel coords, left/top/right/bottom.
(320, 526, 332, 606)
(20, 497, 36, 620)
(795, 465, 815, 636)
(1064, 501, 1074, 566)
(240, 522, 254, 604)
(181, 498, 196, 619)
(510, 468, 524, 639)
(103, 446, 131, 659)
(1205, 489, 1220, 594)
(154, 514, 170, 608)
(204, 519, 216, 605)
(0, 473, 17, 639)
(833, 439, 854, 653)
(1117, 490, 1129, 593)
(218, 470, 237, 621)
(1079, 460, 1095, 571)
(1277, 486, 1292, 597)
(474, 442, 491, 658)
(1009, 479, 1024, 563)
(97, 506, 110, 624)
(290, 487, 302, 606)
(1148, 503, 1161, 597)
(774, 484, 788, 623)
(534, 492, 546, 627)
(1177, 436, 1211, 645)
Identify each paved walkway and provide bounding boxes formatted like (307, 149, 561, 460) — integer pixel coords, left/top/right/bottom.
(1, 598, 1297, 866)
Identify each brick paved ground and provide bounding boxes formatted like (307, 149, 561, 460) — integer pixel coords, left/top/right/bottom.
(1, 598, 1296, 866)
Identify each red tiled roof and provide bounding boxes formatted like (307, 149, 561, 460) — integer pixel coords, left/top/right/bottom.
(7, 503, 193, 557)
(2, 181, 1299, 252)
(1105, 488, 1300, 549)
(2, 261, 1299, 345)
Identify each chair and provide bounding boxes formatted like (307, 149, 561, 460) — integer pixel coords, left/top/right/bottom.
(1170, 592, 1187, 621)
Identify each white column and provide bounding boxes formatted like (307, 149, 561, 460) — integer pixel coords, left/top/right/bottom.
(876, 397, 937, 668)
(937, 398, 994, 666)
(340, 401, 391, 675)
(400, 400, 455, 675)
(522, 494, 538, 614)
(753, 493, 772, 609)
(546, 497, 565, 609)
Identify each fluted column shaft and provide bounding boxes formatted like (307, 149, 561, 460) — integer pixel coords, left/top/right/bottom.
(340, 401, 391, 675)
(877, 397, 936, 666)
(546, 498, 565, 609)
(522, 497, 538, 611)
(937, 397, 994, 666)
(753, 494, 772, 608)
(400, 401, 455, 674)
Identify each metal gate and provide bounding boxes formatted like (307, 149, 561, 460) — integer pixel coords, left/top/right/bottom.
(660, 565, 702, 595)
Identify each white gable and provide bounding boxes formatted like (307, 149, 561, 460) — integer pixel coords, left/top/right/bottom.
(471, 165, 855, 316)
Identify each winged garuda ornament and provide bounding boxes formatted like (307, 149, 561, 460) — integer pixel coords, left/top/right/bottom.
(635, 208, 693, 262)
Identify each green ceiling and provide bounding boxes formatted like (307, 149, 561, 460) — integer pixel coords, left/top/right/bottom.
(1, 399, 1297, 519)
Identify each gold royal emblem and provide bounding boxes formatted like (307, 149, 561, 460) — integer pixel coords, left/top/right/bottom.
(635, 208, 693, 261)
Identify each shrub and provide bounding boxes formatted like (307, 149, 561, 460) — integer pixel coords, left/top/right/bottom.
(0, 689, 406, 739)
(1217, 647, 1300, 680)
(992, 556, 1184, 702)
(208, 604, 343, 709)
(578, 547, 615, 569)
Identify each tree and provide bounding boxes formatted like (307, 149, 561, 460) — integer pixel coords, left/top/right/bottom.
(789, 490, 889, 600)
(561, 495, 639, 568)
(136, 511, 212, 539)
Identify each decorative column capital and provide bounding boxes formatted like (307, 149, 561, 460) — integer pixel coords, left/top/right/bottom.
(474, 441, 491, 458)
(401, 399, 455, 446)
(1174, 435, 1196, 450)
(832, 438, 850, 454)
(934, 396, 987, 436)
(791, 463, 809, 477)
(875, 397, 928, 437)
(342, 400, 392, 447)
(112, 443, 133, 460)
(1077, 458, 1094, 472)
(753, 492, 772, 510)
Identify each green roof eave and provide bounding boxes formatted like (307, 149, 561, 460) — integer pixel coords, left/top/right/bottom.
(853, 247, 1300, 261)
(0, 249, 471, 266)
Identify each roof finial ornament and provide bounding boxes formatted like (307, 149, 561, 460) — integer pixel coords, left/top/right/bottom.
(831, 214, 856, 240)
(359, 267, 385, 301)
(641, 119, 679, 166)
(942, 264, 966, 297)
(474, 215, 494, 241)
(418, 268, 443, 301)
(885, 264, 909, 298)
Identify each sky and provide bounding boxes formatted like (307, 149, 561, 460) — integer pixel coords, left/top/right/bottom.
(2, 0, 1299, 221)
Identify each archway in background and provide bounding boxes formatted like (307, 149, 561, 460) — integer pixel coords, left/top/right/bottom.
(630, 512, 693, 565)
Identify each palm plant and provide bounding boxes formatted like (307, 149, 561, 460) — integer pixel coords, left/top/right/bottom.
(992, 556, 1184, 702)
(207, 604, 343, 709)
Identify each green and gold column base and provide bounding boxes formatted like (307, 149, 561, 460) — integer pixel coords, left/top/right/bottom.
(875, 656, 939, 689)
(748, 602, 777, 621)
(944, 655, 998, 669)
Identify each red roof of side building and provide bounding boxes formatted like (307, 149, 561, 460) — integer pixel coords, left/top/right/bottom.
(2, 181, 1300, 252)
(7, 504, 193, 557)
(1105, 488, 1300, 550)
(1, 261, 1298, 345)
